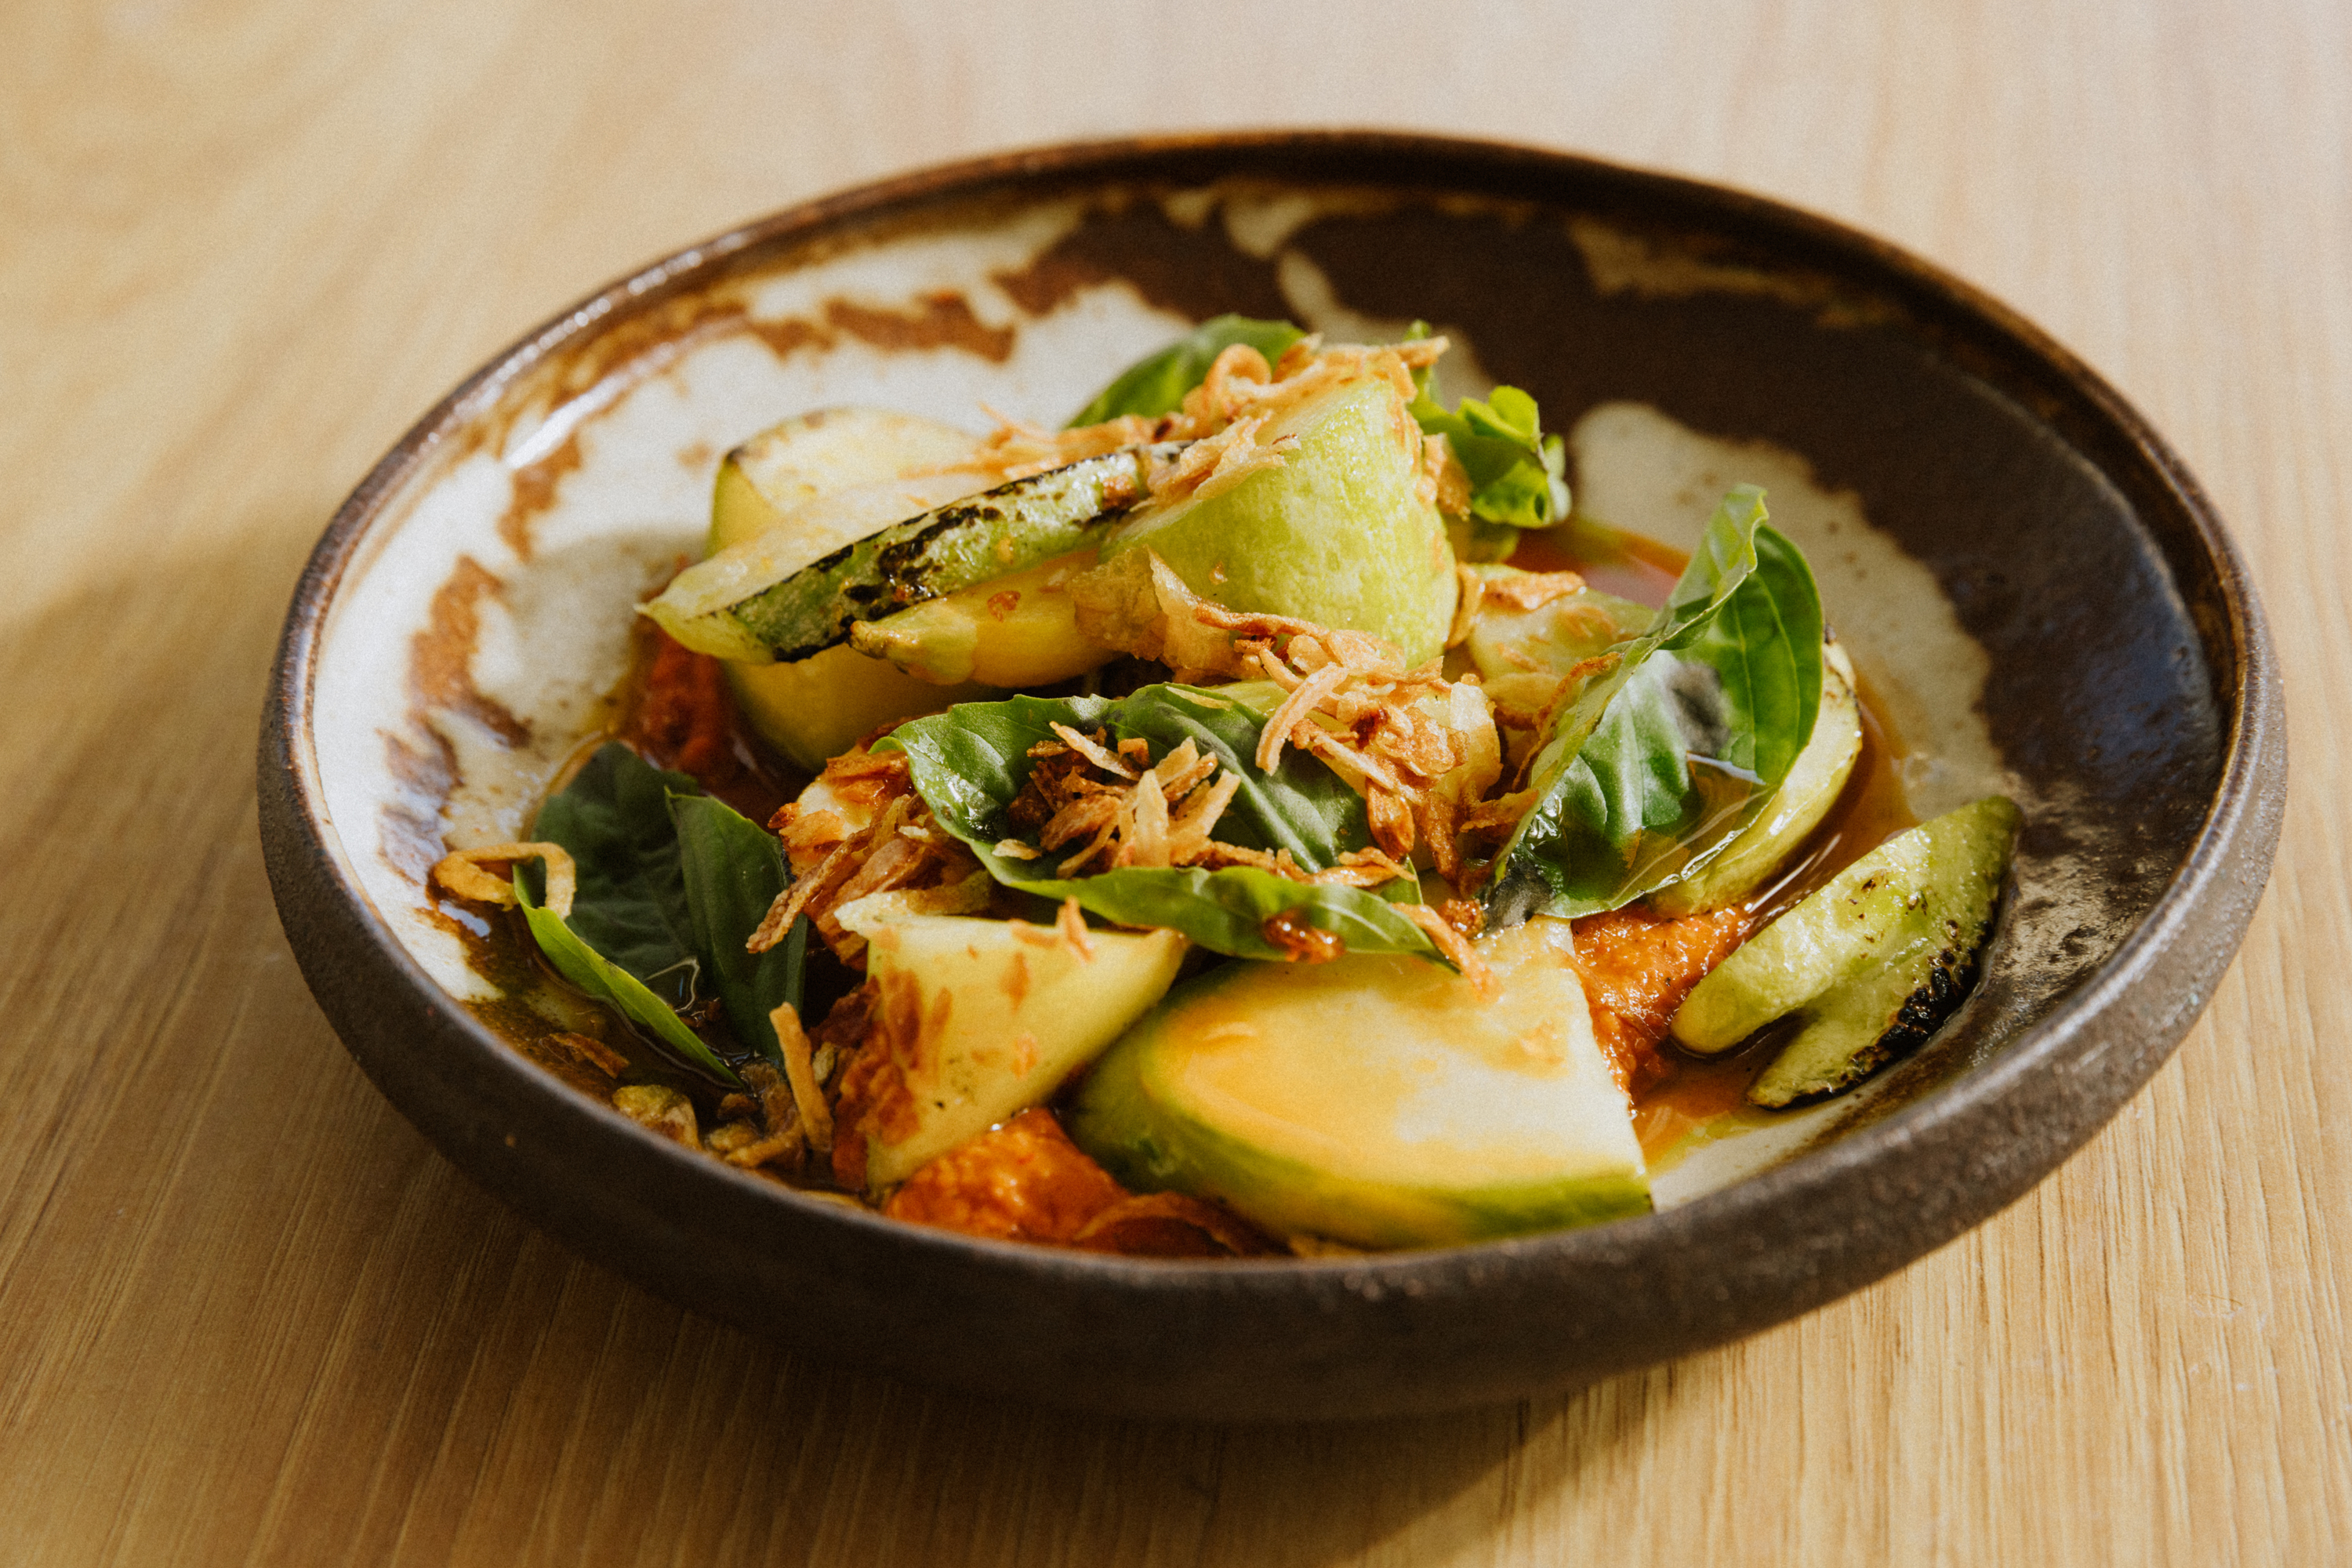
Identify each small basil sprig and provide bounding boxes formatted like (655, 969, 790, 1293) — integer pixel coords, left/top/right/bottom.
(1066, 315, 1305, 426)
(532, 743, 702, 1003)
(1483, 486, 1824, 924)
(1403, 323, 1567, 528)
(517, 743, 808, 1082)
(880, 684, 1443, 965)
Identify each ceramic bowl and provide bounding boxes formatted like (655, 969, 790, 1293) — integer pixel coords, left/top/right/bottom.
(260, 132, 2284, 1421)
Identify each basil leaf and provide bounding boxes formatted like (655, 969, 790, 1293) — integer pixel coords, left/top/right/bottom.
(670, 792, 803, 1061)
(520, 742, 808, 1080)
(1407, 356, 1568, 528)
(1485, 486, 1824, 923)
(1066, 315, 1305, 426)
(880, 683, 1444, 964)
(981, 866, 1432, 965)
(514, 861, 741, 1085)
(533, 744, 701, 1009)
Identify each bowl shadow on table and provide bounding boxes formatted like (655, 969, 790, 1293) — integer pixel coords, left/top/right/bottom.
(235, 1166, 1686, 1567)
(423, 1245, 1692, 1566)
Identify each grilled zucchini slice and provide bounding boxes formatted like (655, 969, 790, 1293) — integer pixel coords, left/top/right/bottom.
(648, 445, 1176, 663)
(687, 408, 998, 768)
(710, 408, 986, 548)
(1669, 795, 2020, 1105)
(847, 548, 1114, 688)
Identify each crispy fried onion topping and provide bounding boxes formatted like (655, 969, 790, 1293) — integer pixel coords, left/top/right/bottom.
(993, 673, 1508, 976)
(1143, 336, 1448, 510)
(1424, 430, 1472, 516)
(657, 994, 866, 1181)
(1446, 563, 1486, 649)
(1066, 548, 1253, 683)
(1221, 608, 1503, 887)
(700, 1062, 804, 1173)
(1002, 726, 1369, 882)
(430, 841, 576, 919)
(964, 335, 1463, 510)
(1480, 569, 1588, 611)
(1399, 902, 1495, 999)
(1065, 551, 1524, 906)
(768, 743, 922, 872)
(750, 745, 983, 965)
(1142, 408, 1298, 506)
(549, 1029, 629, 1079)
(956, 408, 1164, 483)
(1069, 561, 1497, 873)
(769, 1000, 835, 1156)
(613, 1047, 837, 1178)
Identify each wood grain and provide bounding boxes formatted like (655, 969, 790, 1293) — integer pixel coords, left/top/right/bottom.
(3, 2, 2346, 1562)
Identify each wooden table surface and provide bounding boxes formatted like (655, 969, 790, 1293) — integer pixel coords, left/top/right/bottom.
(5, 3, 2347, 1563)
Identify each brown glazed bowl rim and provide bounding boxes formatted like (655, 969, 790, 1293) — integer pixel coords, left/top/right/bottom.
(260, 130, 2285, 1419)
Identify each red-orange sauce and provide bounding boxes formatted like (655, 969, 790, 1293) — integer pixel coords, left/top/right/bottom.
(1570, 905, 1754, 1096)
(884, 1108, 1131, 1242)
(619, 620, 796, 825)
(884, 1108, 1275, 1256)
(1632, 1039, 1778, 1161)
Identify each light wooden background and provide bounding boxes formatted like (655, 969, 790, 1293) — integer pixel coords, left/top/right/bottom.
(5, 2, 2346, 1563)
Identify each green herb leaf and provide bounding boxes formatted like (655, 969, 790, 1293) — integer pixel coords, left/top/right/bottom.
(514, 859, 742, 1084)
(1065, 315, 1306, 427)
(670, 792, 802, 1060)
(1409, 373, 1569, 528)
(880, 684, 1444, 964)
(518, 743, 810, 1081)
(1484, 485, 1824, 923)
(991, 864, 1432, 963)
(532, 744, 701, 1008)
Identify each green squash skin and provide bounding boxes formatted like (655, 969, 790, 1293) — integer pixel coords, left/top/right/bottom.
(728, 446, 1174, 662)
(1666, 795, 2020, 1105)
(1068, 965, 1653, 1250)
(1675, 793, 2020, 1052)
(1746, 939, 1979, 1107)
(695, 408, 1000, 766)
(1103, 379, 1457, 665)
